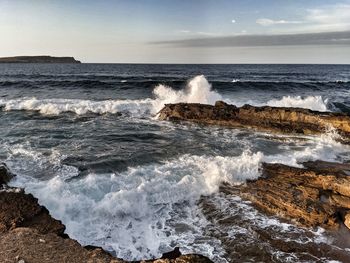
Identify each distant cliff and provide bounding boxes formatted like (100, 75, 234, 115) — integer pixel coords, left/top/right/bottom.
(0, 56, 81, 63)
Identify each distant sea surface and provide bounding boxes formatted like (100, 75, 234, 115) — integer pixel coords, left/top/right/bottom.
(1, 64, 350, 262)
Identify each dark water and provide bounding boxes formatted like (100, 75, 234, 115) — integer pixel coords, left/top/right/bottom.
(1, 64, 350, 262)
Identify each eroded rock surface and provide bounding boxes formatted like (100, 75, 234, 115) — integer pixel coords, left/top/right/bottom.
(240, 161, 350, 230)
(158, 101, 350, 139)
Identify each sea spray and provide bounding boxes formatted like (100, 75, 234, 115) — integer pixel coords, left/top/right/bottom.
(152, 75, 222, 113)
(266, 95, 328, 112)
(0, 75, 222, 116)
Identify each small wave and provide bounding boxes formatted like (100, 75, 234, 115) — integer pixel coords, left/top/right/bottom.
(0, 97, 155, 116)
(266, 95, 329, 112)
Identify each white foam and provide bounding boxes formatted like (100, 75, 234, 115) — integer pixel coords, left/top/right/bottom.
(5, 126, 350, 261)
(8, 150, 261, 261)
(0, 75, 222, 116)
(264, 128, 349, 167)
(266, 95, 329, 112)
(1, 97, 155, 116)
(152, 75, 222, 113)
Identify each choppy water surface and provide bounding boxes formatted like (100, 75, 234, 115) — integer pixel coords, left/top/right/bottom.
(1, 64, 350, 262)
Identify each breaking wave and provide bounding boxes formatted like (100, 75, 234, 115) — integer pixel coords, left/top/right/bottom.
(0, 75, 333, 116)
(266, 95, 329, 112)
(0, 75, 222, 116)
(8, 149, 262, 261)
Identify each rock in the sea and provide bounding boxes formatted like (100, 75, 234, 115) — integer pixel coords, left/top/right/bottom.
(239, 161, 350, 230)
(0, 163, 14, 185)
(158, 101, 350, 139)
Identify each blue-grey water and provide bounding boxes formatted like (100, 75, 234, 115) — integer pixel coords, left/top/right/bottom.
(1, 64, 350, 262)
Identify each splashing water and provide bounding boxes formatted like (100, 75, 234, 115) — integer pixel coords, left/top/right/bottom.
(266, 95, 329, 112)
(0, 76, 331, 116)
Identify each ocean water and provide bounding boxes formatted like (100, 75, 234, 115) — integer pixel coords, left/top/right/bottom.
(1, 64, 350, 262)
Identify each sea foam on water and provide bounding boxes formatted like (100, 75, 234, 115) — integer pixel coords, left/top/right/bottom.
(0, 75, 330, 116)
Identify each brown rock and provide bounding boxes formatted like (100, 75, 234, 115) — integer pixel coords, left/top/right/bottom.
(157, 102, 350, 140)
(0, 227, 122, 263)
(239, 161, 350, 229)
(0, 187, 65, 235)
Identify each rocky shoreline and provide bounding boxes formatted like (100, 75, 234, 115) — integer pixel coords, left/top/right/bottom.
(158, 101, 350, 141)
(0, 164, 212, 263)
(158, 101, 350, 260)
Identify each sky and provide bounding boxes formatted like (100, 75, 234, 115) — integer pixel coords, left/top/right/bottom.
(0, 0, 350, 63)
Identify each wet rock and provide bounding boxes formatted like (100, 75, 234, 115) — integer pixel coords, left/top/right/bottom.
(161, 247, 181, 259)
(157, 102, 350, 139)
(239, 161, 350, 229)
(0, 163, 14, 185)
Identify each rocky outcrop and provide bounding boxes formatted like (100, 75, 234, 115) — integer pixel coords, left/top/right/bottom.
(239, 160, 350, 230)
(158, 101, 350, 139)
(0, 163, 14, 185)
(0, 164, 212, 263)
(0, 56, 81, 63)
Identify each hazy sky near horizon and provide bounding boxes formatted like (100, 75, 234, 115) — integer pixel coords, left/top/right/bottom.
(0, 0, 350, 63)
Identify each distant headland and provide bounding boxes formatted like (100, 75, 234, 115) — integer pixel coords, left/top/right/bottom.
(0, 56, 81, 63)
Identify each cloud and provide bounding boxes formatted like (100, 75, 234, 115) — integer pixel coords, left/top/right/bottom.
(256, 18, 302, 26)
(303, 4, 350, 32)
(151, 31, 350, 48)
(256, 4, 350, 32)
(231, 19, 236, 24)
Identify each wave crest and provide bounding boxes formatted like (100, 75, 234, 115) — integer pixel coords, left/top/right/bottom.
(0, 76, 332, 116)
(0, 75, 222, 116)
(266, 95, 328, 112)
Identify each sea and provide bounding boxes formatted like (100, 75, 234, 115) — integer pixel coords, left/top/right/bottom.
(1, 64, 350, 262)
